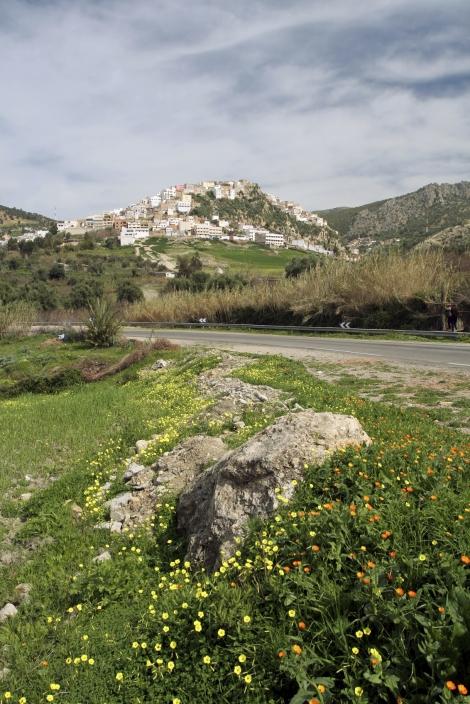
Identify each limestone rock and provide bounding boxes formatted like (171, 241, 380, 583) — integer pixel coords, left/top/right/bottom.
(105, 492, 134, 522)
(177, 411, 371, 571)
(152, 359, 169, 370)
(0, 667, 11, 681)
(0, 603, 18, 622)
(153, 435, 228, 496)
(123, 462, 146, 482)
(70, 503, 83, 519)
(14, 583, 31, 605)
(92, 550, 112, 563)
(135, 439, 149, 454)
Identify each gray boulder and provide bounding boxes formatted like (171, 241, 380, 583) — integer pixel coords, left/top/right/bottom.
(105, 492, 134, 522)
(177, 411, 370, 571)
(0, 603, 18, 623)
(123, 462, 146, 482)
(153, 435, 228, 496)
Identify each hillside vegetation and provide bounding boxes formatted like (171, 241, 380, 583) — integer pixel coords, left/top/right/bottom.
(318, 181, 470, 248)
(131, 250, 470, 330)
(0, 204, 53, 235)
(0, 339, 468, 703)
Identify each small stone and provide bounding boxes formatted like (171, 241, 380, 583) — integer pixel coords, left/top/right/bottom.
(233, 420, 245, 430)
(24, 474, 33, 482)
(94, 521, 112, 531)
(92, 550, 112, 563)
(135, 439, 149, 454)
(0, 603, 18, 622)
(105, 492, 134, 522)
(124, 462, 146, 482)
(70, 503, 83, 519)
(0, 552, 16, 566)
(255, 391, 268, 402)
(14, 583, 31, 605)
(0, 667, 11, 681)
(110, 521, 123, 533)
(152, 359, 169, 370)
(19, 493, 32, 502)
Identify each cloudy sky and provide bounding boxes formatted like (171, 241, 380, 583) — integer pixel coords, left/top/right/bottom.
(1, 0, 469, 218)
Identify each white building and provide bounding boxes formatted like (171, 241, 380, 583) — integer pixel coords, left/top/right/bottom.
(161, 186, 177, 201)
(255, 231, 285, 248)
(120, 225, 150, 246)
(194, 222, 223, 238)
(213, 184, 223, 199)
(57, 220, 78, 232)
(151, 194, 162, 208)
(176, 201, 192, 214)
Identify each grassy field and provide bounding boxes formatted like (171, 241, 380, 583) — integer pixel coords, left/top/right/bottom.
(0, 338, 469, 703)
(147, 238, 297, 276)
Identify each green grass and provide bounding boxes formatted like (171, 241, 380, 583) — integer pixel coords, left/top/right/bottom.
(148, 239, 298, 276)
(0, 347, 469, 703)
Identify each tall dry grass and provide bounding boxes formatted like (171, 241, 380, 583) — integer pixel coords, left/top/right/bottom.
(0, 301, 37, 338)
(128, 250, 467, 327)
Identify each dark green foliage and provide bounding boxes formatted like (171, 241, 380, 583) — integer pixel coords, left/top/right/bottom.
(285, 255, 318, 278)
(48, 262, 66, 279)
(69, 279, 104, 309)
(176, 253, 203, 278)
(116, 280, 144, 303)
(86, 297, 122, 347)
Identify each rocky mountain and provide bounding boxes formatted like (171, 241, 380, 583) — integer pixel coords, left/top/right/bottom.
(317, 181, 470, 248)
(416, 223, 470, 253)
(0, 204, 53, 235)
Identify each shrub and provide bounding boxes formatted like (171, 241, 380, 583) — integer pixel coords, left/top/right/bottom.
(85, 297, 122, 347)
(117, 280, 144, 304)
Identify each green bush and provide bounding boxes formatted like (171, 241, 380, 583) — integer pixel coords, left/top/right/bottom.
(86, 297, 122, 347)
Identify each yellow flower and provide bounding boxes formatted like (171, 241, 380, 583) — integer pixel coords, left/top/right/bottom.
(173, 699, 181, 704)
(49, 684, 60, 691)
(243, 615, 251, 624)
(363, 627, 371, 636)
(203, 655, 211, 664)
(197, 611, 204, 618)
(234, 665, 242, 675)
(244, 674, 252, 684)
(418, 554, 427, 562)
(167, 661, 175, 671)
(19, 699, 27, 704)
(88, 658, 95, 665)
(355, 630, 364, 638)
(132, 641, 139, 649)
(46, 697, 54, 703)
(170, 641, 177, 649)
(65, 657, 72, 665)
(288, 609, 296, 618)
(4, 695, 12, 701)
(194, 620, 202, 632)
(238, 654, 247, 663)
(162, 612, 169, 620)
(352, 647, 359, 655)
(354, 686, 363, 696)
(115, 672, 124, 681)
(81, 654, 88, 662)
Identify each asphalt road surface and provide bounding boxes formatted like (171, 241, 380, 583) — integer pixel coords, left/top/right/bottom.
(124, 327, 470, 371)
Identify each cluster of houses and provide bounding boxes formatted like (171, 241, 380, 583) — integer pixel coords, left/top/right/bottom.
(55, 180, 334, 253)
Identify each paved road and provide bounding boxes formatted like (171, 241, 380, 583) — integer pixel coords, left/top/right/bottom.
(124, 327, 470, 371)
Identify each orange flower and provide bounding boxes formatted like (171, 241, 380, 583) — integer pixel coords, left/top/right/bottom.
(311, 545, 321, 553)
(283, 566, 291, 574)
(460, 555, 470, 565)
(309, 699, 320, 704)
(317, 684, 326, 694)
(458, 684, 468, 695)
(407, 590, 417, 598)
(367, 561, 376, 569)
(395, 587, 405, 597)
(357, 571, 365, 579)
(438, 606, 446, 614)
(362, 577, 371, 586)
(291, 644, 302, 655)
(381, 530, 392, 540)
(303, 566, 311, 574)
(292, 560, 301, 567)
(298, 621, 307, 631)
(277, 650, 286, 658)
(446, 681, 457, 691)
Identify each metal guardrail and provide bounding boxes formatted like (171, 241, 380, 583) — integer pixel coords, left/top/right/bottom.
(33, 321, 466, 339)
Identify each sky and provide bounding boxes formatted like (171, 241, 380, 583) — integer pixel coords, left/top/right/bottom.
(0, 0, 469, 218)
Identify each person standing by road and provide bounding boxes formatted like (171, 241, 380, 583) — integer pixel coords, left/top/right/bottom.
(445, 304, 458, 332)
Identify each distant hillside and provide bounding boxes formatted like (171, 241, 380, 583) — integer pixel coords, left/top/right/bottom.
(0, 204, 53, 234)
(317, 181, 470, 247)
(416, 223, 470, 253)
(191, 183, 342, 251)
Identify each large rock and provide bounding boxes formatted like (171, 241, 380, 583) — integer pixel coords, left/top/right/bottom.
(153, 435, 228, 496)
(177, 411, 370, 571)
(0, 603, 18, 623)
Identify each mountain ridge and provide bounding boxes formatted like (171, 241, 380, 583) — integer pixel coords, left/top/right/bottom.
(317, 180, 470, 248)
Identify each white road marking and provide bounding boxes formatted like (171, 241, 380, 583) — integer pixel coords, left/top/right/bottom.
(448, 362, 470, 367)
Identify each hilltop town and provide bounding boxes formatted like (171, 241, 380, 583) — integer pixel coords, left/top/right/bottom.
(55, 179, 338, 255)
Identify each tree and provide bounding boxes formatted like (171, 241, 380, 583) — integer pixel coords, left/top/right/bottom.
(49, 222, 58, 236)
(69, 279, 104, 309)
(285, 255, 318, 278)
(176, 253, 203, 278)
(48, 262, 66, 280)
(116, 280, 144, 304)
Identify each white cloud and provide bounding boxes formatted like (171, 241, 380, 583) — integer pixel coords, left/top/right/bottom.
(0, 0, 469, 216)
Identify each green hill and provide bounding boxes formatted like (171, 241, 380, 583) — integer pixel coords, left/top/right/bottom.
(317, 181, 470, 247)
(0, 203, 53, 234)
